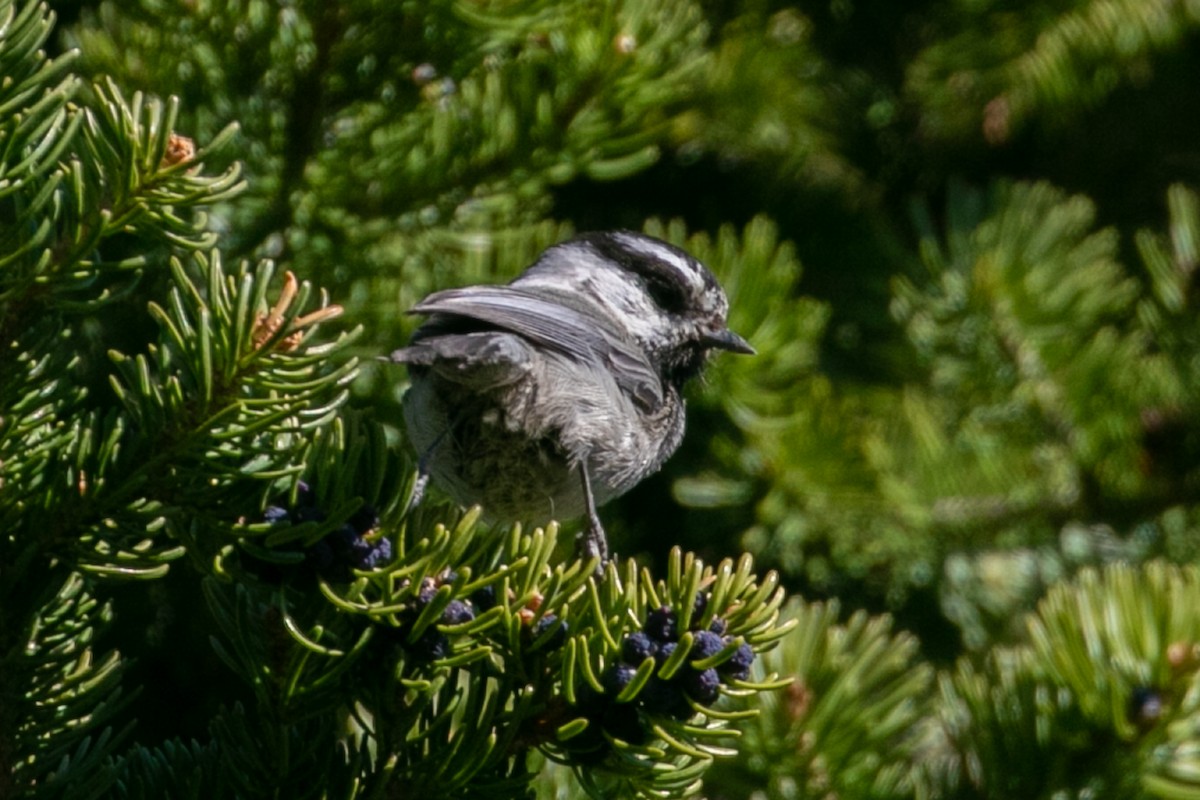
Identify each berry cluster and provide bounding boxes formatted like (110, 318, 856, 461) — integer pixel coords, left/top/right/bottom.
(396, 573, 481, 661)
(382, 573, 571, 664)
(564, 595, 758, 760)
(602, 599, 755, 721)
(257, 482, 392, 580)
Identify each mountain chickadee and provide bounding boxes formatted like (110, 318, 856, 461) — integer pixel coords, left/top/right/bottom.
(389, 231, 754, 562)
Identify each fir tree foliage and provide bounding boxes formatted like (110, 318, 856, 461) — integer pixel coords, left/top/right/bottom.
(704, 600, 936, 800)
(693, 178, 1200, 621)
(906, 0, 1200, 143)
(62, 0, 718, 367)
(0, 0, 336, 794)
(673, 6, 852, 191)
(8, 0, 1200, 797)
(637, 216, 861, 595)
(941, 562, 1200, 800)
(194, 512, 793, 799)
(0, 2, 258, 794)
(895, 182, 1200, 640)
(1135, 184, 1200, 479)
(1, 3, 796, 797)
(895, 181, 1152, 511)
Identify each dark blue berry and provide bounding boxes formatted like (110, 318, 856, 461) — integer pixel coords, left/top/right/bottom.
(263, 505, 289, 523)
(720, 642, 755, 681)
(682, 667, 721, 704)
(347, 538, 374, 567)
(441, 599, 475, 625)
(1130, 686, 1164, 724)
(691, 592, 709, 622)
(531, 615, 568, 649)
(357, 537, 392, 569)
(416, 577, 438, 605)
(645, 606, 678, 643)
(690, 630, 725, 661)
(622, 632, 657, 664)
(708, 617, 728, 635)
(641, 677, 688, 718)
(656, 641, 677, 666)
(470, 584, 497, 611)
(603, 663, 638, 696)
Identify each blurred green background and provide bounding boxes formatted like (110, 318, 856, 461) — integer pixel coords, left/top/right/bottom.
(42, 0, 1200, 749)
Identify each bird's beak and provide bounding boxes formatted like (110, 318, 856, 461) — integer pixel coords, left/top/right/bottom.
(703, 328, 756, 355)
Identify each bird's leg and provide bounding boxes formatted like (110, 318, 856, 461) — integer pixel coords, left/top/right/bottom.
(575, 461, 609, 568)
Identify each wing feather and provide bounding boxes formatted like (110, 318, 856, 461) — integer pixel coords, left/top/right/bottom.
(407, 286, 664, 412)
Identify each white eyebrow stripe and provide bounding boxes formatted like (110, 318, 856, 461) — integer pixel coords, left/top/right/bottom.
(611, 234, 698, 284)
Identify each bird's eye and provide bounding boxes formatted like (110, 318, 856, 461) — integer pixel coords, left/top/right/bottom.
(643, 276, 688, 314)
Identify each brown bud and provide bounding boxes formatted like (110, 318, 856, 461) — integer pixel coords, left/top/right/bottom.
(1167, 641, 1198, 671)
(161, 133, 196, 168)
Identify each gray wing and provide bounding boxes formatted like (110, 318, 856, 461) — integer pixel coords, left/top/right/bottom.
(391, 331, 535, 392)
(397, 286, 664, 413)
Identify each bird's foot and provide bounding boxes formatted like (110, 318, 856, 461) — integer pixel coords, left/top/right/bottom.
(575, 512, 609, 576)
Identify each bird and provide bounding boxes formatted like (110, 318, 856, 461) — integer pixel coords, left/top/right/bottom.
(388, 230, 754, 563)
